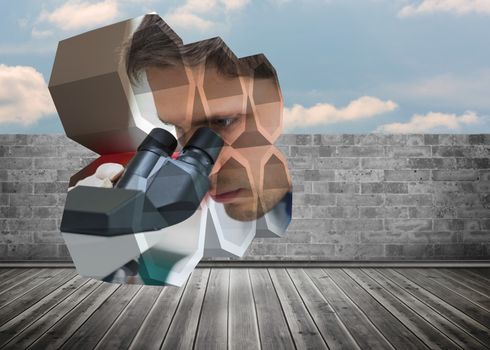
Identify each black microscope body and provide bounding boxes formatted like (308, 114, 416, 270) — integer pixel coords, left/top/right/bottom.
(60, 127, 223, 236)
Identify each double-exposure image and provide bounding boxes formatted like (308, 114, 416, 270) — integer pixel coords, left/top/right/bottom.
(49, 14, 292, 286)
(1, 2, 489, 348)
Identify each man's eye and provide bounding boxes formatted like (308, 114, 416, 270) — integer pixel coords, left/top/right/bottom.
(210, 117, 237, 128)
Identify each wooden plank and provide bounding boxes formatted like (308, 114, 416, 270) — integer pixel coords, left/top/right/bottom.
(196, 261, 490, 268)
(326, 268, 428, 350)
(0, 270, 79, 327)
(421, 269, 490, 309)
(345, 268, 460, 350)
(249, 268, 299, 349)
(58, 284, 141, 349)
(0, 268, 34, 285)
(194, 268, 229, 350)
(0, 269, 64, 309)
(95, 286, 161, 350)
(438, 269, 490, 296)
(28, 282, 120, 350)
(129, 282, 188, 350)
(0, 268, 14, 277)
(0, 268, 45, 294)
(287, 268, 360, 350)
(463, 269, 490, 282)
(0, 279, 100, 349)
(400, 268, 490, 327)
(228, 268, 261, 350)
(376, 268, 490, 349)
(269, 268, 328, 349)
(467, 268, 490, 277)
(161, 268, 211, 350)
(1, 266, 489, 350)
(305, 268, 394, 350)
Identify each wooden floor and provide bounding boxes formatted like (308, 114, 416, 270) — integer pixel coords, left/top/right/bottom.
(0, 268, 489, 349)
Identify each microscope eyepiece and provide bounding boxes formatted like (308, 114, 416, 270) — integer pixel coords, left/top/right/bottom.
(138, 128, 178, 157)
(115, 128, 177, 189)
(183, 127, 224, 163)
(177, 128, 224, 176)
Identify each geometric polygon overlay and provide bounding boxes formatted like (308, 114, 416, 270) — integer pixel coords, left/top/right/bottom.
(62, 201, 207, 286)
(51, 13, 292, 287)
(50, 18, 143, 154)
(49, 15, 180, 154)
(203, 201, 257, 258)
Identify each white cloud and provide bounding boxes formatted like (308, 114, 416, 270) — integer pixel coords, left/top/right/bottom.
(399, 0, 490, 17)
(376, 111, 480, 133)
(0, 65, 56, 125)
(166, 10, 216, 31)
(0, 44, 55, 55)
(31, 28, 54, 38)
(386, 69, 490, 109)
(268, 0, 332, 5)
(30, 0, 248, 37)
(165, 0, 249, 31)
(37, 0, 119, 31)
(284, 96, 398, 129)
(223, 0, 250, 11)
(18, 18, 30, 28)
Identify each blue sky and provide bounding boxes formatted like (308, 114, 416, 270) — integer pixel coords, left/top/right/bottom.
(1, 0, 490, 134)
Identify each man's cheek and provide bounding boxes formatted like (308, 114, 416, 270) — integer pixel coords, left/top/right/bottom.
(209, 147, 255, 191)
(208, 144, 232, 177)
(222, 74, 284, 177)
(254, 102, 283, 143)
(239, 145, 291, 197)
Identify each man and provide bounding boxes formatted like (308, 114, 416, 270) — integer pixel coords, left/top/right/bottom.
(58, 14, 292, 285)
(126, 14, 291, 222)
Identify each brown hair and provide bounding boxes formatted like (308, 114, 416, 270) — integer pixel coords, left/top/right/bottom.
(125, 14, 278, 84)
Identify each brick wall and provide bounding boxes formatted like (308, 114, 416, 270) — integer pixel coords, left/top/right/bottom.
(1, 134, 489, 261)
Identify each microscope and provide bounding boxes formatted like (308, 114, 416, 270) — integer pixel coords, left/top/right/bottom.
(61, 127, 223, 236)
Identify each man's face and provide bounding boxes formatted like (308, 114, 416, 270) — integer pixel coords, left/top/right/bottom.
(146, 60, 290, 221)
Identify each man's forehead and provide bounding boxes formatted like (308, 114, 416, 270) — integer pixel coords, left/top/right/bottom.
(148, 65, 247, 124)
(160, 95, 245, 126)
(146, 63, 246, 85)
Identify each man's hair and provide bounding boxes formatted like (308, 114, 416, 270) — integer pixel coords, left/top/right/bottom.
(125, 14, 278, 84)
(125, 15, 183, 84)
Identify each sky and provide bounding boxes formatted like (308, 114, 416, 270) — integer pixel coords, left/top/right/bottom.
(1, 0, 490, 134)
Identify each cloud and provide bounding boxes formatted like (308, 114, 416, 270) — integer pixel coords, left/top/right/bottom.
(399, 0, 490, 17)
(166, 9, 216, 31)
(30, 0, 248, 37)
(165, 0, 249, 31)
(31, 28, 54, 38)
(386, 69, 490, 109)
(284, 96, 398, 129)
(0, 44, 55, 55)
(376, 111, 480, 133)
(0, 65, 56, 126)
(268, 0, 333, 5)
(37, 0, 119, 31)
(223, 0, 250, 10)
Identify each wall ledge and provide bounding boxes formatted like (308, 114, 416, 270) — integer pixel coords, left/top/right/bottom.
(1, 260, 489, 268)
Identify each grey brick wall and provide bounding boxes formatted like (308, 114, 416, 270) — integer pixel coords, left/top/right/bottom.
(1, 133, 489, 261)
